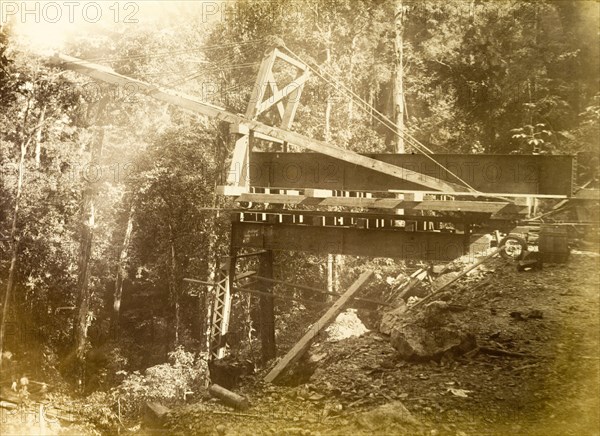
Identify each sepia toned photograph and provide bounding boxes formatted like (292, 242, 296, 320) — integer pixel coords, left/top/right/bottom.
(0, 1, 598, 434)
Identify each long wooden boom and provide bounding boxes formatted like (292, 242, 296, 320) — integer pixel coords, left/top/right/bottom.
(49, 53, 463, 193)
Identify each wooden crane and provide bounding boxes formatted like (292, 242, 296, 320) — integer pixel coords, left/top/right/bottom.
(48, 43, 578, 361)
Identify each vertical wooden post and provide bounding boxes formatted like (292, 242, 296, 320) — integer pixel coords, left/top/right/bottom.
(258, 250, 276, 363)
(463, 222, 472, 257)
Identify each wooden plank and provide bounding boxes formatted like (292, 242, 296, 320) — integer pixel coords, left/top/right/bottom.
(218, 186, 251, 196)
(253, 131, 284, 144)
(281, 76, 305, 130)
(265, 71, 286, 118)
(233, 270, 257, 280)
(232, 250, 268, 259)
(232, 193, 527, 215)
(249, 152, 575, 196)
(50, 53, 460, 192)
(237, 193, 308, 205)
(264, 271, 373, 383)
(273, 48, 308, 71)
(231, 222, 468, 261)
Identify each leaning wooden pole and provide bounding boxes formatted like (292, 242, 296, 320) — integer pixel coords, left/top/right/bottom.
(264, 271, 373, 383)
(412, 246, 504, 309)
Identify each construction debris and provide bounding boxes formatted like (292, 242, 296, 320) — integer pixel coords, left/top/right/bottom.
(143, 402, 171, 428)
(413, 246, 504, 308)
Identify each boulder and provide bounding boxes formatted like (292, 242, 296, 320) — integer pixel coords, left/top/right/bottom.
(380, 301, 408, 335)
(356, 401, 420, 430)
(390, 324, 476, 361)
(387, 301, 476, 361)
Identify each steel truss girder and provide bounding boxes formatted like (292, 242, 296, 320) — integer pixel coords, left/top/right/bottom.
(209, 263, 232, 359)
(231, 221, 481, 261)
(246, 152, 575, 196)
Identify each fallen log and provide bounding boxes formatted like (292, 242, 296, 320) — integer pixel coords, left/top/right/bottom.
(0, 400, 17, 410)
(208, 384, 249, 410)
(264, 271, 373, 383)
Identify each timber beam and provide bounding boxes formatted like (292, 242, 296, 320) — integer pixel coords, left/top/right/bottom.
(229, 192, 528, 216)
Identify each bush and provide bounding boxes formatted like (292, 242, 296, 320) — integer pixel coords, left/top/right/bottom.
(113, 346, 208, 420)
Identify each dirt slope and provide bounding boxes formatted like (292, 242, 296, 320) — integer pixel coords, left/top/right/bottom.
(167, 252, 600, 436)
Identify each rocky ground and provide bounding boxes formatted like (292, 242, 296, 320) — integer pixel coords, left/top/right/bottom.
(166, 251, 600, 436)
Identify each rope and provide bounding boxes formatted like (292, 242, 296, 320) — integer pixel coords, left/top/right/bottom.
(163, 45, 261, 89)
(281, 45, 480, 194)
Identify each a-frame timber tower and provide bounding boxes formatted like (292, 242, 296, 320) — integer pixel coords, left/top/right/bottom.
(50, 41, 593, 364)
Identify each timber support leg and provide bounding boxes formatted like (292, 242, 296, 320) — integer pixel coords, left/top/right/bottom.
(258, 250, 276, 363)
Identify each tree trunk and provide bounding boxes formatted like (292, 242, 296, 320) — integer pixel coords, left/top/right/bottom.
(393, 0, 405, 153)
(34, 105, 46, 168)
(0, 139, 28, 374)
(327, 254, 334, 298)
(348, 35, 358, 120)
(324, 29, 333, 144)
(74, 126, 105, 364)
(110, 203, 135, 339)
(324, 89, 332, 143)
(168, 223, 180, 346)
(323, 32, 335, 298)
(334, 254, 343, 294)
